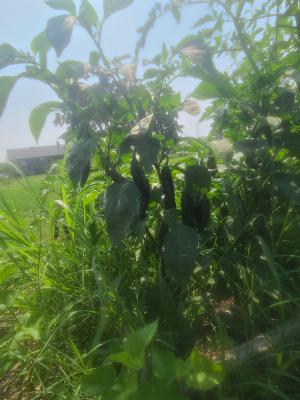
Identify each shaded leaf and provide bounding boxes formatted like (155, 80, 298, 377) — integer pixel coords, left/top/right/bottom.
(121, 135, 160, 172)
(0, 43, 18, 70)
(45, 0, 76, 15)
(66, 137, 96, 186)
(278, 133, 300, 157)
(163, 223, 198, 284)
(29, 101, 63, 142)
(102, 181, 141, 245)
(274, 173, 300, 203)
(0, 76, 18, 117)
(161, 166, 176, 209)
(129, 382, 186, 400)
(104, 0, 134, 19)
(185, 165, 211, 192)
(81, 365, 116, 395)
(46, 15, 76, 57)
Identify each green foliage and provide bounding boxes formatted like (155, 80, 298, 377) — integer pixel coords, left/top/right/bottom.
(109, 320, 158, 370)
(102, 181, 142, 245)
(29, 101, 63, 142)
(0, 76, 18, 116)
(1, 0, 300, 398)
(46, 15, 76, 56)
(104, 0, 134, 19)
(163, 221, 198, 284)
(45, 0, 76, 15)
(78, 0, 98, 28)
(0, 43, 18, 70)
(66, 137, 95, 186)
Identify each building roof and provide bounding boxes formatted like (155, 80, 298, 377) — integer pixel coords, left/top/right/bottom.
(6, 144, 66, 161)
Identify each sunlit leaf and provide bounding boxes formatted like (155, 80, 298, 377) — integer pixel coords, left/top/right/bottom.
(193, 80, 223, 100)
(184, 348, 224, 391)
(104, 0, 134, 19)
(81, 365, 116, 395)
(29, 101, 63, 142)
(45, 0, 76, 15)
(31, 31, 51, 67)
(109, 320, 158, 370)
(79, 0, 98, 28)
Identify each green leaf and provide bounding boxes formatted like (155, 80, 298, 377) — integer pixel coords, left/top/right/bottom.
(31, 32, 51, 67)
(135, 137, 160, 172)
(79, 0, 98, 28)
(159, 92, 181, 111)
(152, 348, 178, 383)
(89, 51, 101, 67)
(125, 320, 158, 359)
(192, 80, 223, 100)
(279, 133, 300, 157)
(121, 134, 160, 172)
(0, 43, 18, 70)
(66, 137, 96, 187)
(184, 348, 224, 391)
(29, 101, 63, 142)
(102, 181, 142, 245)
(185, 165, 211, 193)
(163, 223, 198, 284)
(110, 320, 158, 370)
(46, 15, 76, 57)
(56, 60, 88, 80)
(81, 365, 116, 395)
(104, 0, 134, 19)
(129, 382, 186, 400)
(274, 173, 300, 203)
(45, 0, 76, 15)
(101, 370, 138, 400)
(170, 4, 181, 23)
(0, 76, 18, 117)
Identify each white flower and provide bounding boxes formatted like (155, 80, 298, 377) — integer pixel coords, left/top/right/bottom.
(210, 138, 233, 153)
(266, 116, 281, 128)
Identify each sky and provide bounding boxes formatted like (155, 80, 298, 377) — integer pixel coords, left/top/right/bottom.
(0, 0, 216, 161)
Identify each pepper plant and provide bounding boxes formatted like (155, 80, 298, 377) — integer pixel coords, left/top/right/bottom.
(1, 0, 300, 398)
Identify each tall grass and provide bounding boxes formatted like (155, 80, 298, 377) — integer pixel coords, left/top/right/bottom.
(0, 172, 300, 399)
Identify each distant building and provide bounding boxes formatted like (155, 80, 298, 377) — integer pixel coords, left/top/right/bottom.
(6, 143, 66, 176)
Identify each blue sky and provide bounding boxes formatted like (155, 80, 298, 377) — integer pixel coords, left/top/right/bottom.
(0, 0, 215, 161)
